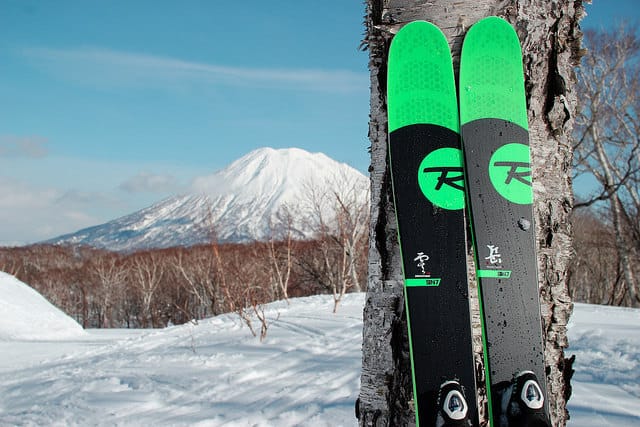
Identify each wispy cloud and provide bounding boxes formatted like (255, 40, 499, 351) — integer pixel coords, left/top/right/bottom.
(0, 177, 98, 244)
(0, 135, 49, 158)
(0, 157, 200, 244)
(21, 47, 367, 93)
(119, 172, 180, 194)
(55, 189, 118, 208)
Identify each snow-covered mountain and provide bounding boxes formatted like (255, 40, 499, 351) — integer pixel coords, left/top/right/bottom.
(47, 147, 369, 251)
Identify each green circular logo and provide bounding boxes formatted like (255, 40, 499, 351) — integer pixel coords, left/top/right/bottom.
(417, 147, 465, 210)
(489, 143, 532, 204)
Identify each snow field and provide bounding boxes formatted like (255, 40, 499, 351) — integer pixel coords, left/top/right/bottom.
(566, 303, 640, 426)
(1, 271, 639, 426)
(0, 291, 363, 426)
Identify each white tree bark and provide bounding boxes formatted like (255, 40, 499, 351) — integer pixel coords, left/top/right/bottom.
(358, 1, 582, 425)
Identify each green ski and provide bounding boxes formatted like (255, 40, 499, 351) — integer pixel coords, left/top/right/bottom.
(459, 16, 551, 427)
(388, 20, 478, 426)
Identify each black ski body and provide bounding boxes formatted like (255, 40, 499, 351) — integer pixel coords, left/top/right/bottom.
(388, 21, 478, 426)
(459, 16, 551, 426)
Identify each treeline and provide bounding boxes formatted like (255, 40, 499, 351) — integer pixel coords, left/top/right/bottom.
(1, 207, 635, 331)
(567, 209, 639, 307)
(1, 173, 371, 332)
(0, 236, 368, 329)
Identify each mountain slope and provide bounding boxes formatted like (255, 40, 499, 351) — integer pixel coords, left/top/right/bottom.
(48, 147, 368, 251)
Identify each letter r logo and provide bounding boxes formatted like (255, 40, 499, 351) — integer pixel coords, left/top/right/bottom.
(417, 147, 465, 210)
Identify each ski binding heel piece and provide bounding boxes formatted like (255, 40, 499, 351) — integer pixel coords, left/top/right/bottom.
(502, 371, 551, 427)
(436, 381, 471, 427)
(517, 371, 544, 410)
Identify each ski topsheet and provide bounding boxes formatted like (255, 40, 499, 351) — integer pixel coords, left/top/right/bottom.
(459, 17, 551, 426)
(387, 21, 478, 426)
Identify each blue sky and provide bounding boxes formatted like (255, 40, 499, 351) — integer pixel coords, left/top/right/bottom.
(0, 0, 637, 245)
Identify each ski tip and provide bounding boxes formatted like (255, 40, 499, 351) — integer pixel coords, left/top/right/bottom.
(387, 20, 458, 134)
(459, 16, 528, 130)
(467, 16, 515, 35)
(389, 20, 448, 65)
(393, 20, 444, 40)
(463, 17, 520, 50)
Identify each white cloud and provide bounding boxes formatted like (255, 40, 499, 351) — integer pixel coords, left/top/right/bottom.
(0, 178, 123, 245)
(55, 189, 119, 208)
(0, 178, 90, 244)
(0, 157, 203, 244)
(190, 173, 226, 196)
(21, 47, 367, 93)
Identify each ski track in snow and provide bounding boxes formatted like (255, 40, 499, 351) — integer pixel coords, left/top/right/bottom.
(0, 295, 363, 427)
(0, 289, 639, 426)
(566, 303, 640, 426)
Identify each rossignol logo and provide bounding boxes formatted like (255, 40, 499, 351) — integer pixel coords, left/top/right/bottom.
(489, 143, 533, 204)
(418, 147, 465, 210)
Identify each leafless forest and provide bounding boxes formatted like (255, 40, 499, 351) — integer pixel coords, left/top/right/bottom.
(569, 26, 640, 308)
(1, 170, 371, 332)
(0, 234, 367, 331)
(1, 199, 634, 332)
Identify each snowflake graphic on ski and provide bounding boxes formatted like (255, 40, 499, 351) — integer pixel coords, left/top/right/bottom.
(413, 252, 431, 277)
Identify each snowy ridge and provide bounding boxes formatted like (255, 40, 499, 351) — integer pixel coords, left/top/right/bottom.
(0, 271, 85, 341)
(48, 195, 214, 250)
(47, 147, 369, 251)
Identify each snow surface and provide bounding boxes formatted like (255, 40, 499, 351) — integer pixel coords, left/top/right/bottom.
(566, 303, 640, 426)
(0, 273, 638, 426)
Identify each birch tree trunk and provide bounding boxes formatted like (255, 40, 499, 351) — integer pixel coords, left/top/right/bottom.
(357, 1, 583, 425)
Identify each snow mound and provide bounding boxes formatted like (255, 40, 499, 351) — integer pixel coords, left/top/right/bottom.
(0, 271, 85, 340)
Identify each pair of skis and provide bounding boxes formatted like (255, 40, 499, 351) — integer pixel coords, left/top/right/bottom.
(387, 17, 551, 426)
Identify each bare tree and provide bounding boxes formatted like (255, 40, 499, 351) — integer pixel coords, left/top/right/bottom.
(129, 251, 165, 327)
(358, 1, 581, 425)
(0, 252, 22, 277)
(333, 175, 370, 295)
(301, 171, 369, 312)
(171, 246, 223, 318)
(266, 206, 298, 303)
(568, 210, 623, 304)
(91, 253, 128, 328)
(218, 243, 275, 341)
(573, 26, 640, 307)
